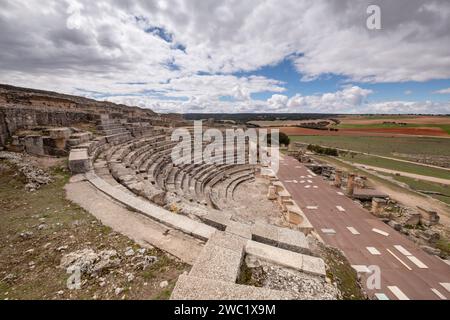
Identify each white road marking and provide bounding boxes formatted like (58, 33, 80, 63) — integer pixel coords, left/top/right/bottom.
(431, 288, 447, 300)
(306, 206, 318, 210)
(406, 256, 428, 269)
(386, 249, 412, 270)
(313, 186, 319, 189)
(307, 170, 317, 177)
(337, 192, 344, 196)
(321, 228, 336, 234)
(347, 227, 360, 235)
(372, 228, 389, 237)
(394, 245, 412, 256)
(367, 247, 381, 255)
(388, 286, 410, 300)
(351, 265, 371, 273)
(295, 166, 301, 169)
(375, 293, 390, 300)
(336, 206, 346, 212)
(284, 180, 293, 183)
(440, 283, 450, 293)
(305, 185, 311, 189)
(300, 176, 305, 179)
(293, 180, 298, 184)
(307, 180, 313, 183)
(441, 259, 450, 267)
(307, 175, 313, 178)
(300, 180, 305, 184)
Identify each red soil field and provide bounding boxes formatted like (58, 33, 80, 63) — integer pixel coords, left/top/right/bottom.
(340, 116, 450, 125)
(344, 127, 449, 137)
(277, 127, 449, 137)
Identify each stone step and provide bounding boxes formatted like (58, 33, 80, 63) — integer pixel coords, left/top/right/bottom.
(105, 132, 132, 144)
(251, 222, 311, 255)
(170, 275, 293, 300)
(200, 217, 310, 255)
(245, 240, 326, 277)
(68, 148, 91, 174)
(85, 172, 216, 241)
(189, 235, 244, 282)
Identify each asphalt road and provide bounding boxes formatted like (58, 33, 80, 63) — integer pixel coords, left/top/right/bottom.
(277, 155, 450, 300)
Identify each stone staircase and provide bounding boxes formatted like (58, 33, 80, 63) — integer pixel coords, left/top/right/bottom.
(170, 231, 326, 300)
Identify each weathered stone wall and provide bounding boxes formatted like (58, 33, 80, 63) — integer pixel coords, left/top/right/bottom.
(0, 109, 7, 146)
(0, 106, 98, 145)
(0, 83, 188, 147)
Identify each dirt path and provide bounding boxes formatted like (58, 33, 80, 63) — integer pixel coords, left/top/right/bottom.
(297, 143, 450, 172)
(353, 152, 450, 172)
(65, 175, 204, 265)
(351, 163, 450, 185)
(325, 157, 450, 226)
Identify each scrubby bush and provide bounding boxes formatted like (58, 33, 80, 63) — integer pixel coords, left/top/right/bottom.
(307, 144, 338, 156)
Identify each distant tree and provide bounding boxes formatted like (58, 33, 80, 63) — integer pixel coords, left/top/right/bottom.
(307, 144, 338, 156)
(266, 132, 290, 146)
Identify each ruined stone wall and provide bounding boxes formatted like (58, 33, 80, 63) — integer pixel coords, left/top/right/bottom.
(0, 109, 7, 146)
(0, 84, 188, 147)
(0, 105, 98, 146)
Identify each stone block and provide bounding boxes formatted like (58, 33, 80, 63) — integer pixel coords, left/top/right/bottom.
(372, 197, 388, 217)
(68, 149, 91, 174)
(189, 243, 243, 282)
(267, 186, 277, 200)
(417, 206, 440, 226)
(170, 275, 292, 300)
(405, 212, 421, 226)
(245, 240, 303, 270)
(277, 227, 310, 254)
(225, 221, 252, 239)
(24, 135, 44, 156)
(271, 181, 284, 193)
(285, 204, 304, 225)
(251, 222, 278, 246)
(201, 212, 231, 231)
(44, 127, 72, 140)
(42, 136, 67, 150)
(301, 254, 326, 276)
(209, 231, 247, 253)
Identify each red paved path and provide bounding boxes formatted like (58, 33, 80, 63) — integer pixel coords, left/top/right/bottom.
(277, 156, 450, 300)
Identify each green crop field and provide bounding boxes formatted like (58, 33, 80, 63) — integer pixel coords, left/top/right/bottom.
(340, 153, 450, 180)
(334, 123, 450, 135)
(290, 135, 450, 158)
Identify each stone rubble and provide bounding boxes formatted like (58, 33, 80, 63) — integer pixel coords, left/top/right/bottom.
(0, 151, 52, 191)
(250, 265, 340, 300)
(60, 248, 159, 287)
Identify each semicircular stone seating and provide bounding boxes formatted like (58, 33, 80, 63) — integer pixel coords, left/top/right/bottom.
(70, 120, 325, 300)
(88, 126, 257, 219)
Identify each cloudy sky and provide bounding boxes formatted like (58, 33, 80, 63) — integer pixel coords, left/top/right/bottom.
(0, 0, 450, 114)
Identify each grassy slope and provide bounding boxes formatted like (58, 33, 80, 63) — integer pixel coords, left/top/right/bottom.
(391, 175, 450, 205)
(0, 161, 187, 300)
(340, 153, 450, 180)
(314, 154, 450, 215)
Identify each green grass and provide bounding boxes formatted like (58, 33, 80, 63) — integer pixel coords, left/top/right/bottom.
(340, 115, 419, 121)
(312, 155, 430, 199)
(334, 123, 450, 135)
(341, 153, 450, 180)
(391, 175, 450, 205)
(290, 135, 450, 157)
(436, 238, 450, 257)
